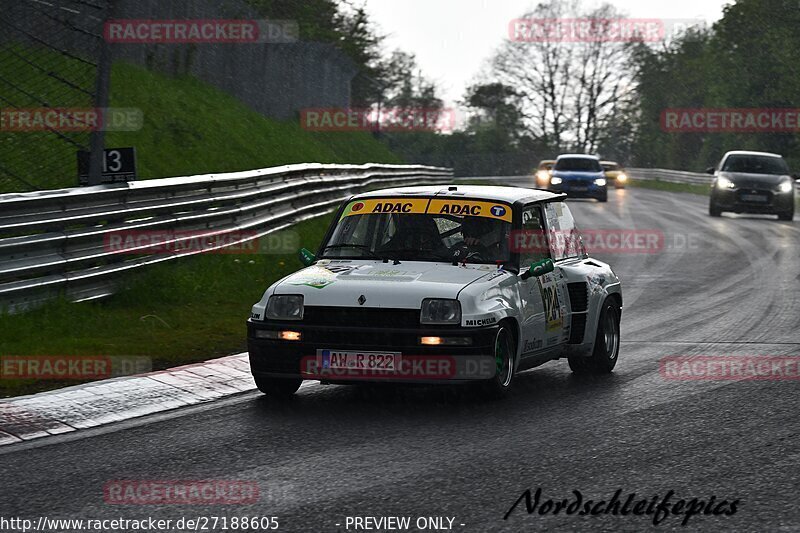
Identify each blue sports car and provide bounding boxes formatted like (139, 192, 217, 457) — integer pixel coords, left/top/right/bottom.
(548, 154, 608, 202)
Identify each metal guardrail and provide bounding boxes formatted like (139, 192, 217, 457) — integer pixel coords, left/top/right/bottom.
(627, 167, 713, 185)
(0, 163, 453, 313)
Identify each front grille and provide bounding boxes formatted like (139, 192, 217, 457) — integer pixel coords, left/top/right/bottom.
(736, 189, 773, 203)
(568, 282, 589, 312)
(301, 306, 421, 329)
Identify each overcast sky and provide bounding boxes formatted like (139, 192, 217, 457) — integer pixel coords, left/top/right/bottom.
(362, 0, 732, 105)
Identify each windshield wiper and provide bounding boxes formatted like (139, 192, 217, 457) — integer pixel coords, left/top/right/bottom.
(321, 243, 381, 259)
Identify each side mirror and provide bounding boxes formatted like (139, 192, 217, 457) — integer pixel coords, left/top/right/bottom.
(520, 258, 555, 280)
(298, 247, 316, 267)
(705, 167, 715, 175)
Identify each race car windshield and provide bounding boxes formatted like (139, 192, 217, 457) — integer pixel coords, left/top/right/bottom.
(555, 158, 602, 172)
(721, 155, 790, 175)
(320, 212, 512, 264)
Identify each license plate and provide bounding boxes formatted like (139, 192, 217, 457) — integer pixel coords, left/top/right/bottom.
(570, 186, 588, 192)
(741, 194, 767, 203)
(317, 350, 400, 371)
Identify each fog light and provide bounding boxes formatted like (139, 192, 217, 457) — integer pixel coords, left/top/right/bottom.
(280, 331, 302, 341)
(420, 336, 472, 346)
(254, 330, 302, 341)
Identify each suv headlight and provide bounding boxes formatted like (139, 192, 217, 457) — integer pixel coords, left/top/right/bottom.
(778, 181, 794, 193)
(717, 176, 735, 189)
(266, 294, 304, 320)
(420, 298, 461, 325)
(550, 176, 562, 185)
(594, 178, 607, 186)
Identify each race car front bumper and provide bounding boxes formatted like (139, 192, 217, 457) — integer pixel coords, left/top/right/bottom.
(247, 319, 500, 384)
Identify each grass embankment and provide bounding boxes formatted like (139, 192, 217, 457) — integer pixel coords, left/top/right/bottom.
(0, 52, 402, 193)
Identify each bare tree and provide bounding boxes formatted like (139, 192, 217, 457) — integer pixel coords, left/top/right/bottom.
(492, 0, 636, 154)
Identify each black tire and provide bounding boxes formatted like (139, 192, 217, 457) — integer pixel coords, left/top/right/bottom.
(598, 193, 608, 203)
(568, 299, 620, 374)
(709, 201, 722, 217)
(478, 324, 516, 398)
(778, 206, 794, 221)
(254, 376, 302, 397)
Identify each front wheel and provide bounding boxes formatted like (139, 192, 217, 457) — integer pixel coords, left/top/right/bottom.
(569, 299, 620, 374)
(709, 201, 722, 217)
(778, 206, 794, 221)
(254, 376, 302, 398)
(478, 324, 516, 398)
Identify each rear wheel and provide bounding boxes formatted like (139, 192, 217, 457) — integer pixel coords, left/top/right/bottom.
(479, 324, 516, 398)
(569, 299, 620, 374)
(254, 376, 302, 398)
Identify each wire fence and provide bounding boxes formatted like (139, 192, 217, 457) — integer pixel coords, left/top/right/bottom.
(0, 0, 111, 192)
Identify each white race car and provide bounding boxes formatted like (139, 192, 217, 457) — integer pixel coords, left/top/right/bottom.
(248, 185, 622, 397)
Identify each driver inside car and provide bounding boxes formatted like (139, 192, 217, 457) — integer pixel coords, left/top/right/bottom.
(452, 216, 507, 263)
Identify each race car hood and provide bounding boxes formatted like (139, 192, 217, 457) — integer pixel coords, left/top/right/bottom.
(718, 171, 790, 188)
(271, 260, 499, 308)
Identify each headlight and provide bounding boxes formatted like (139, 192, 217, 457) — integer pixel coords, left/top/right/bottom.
(617, 173, 627, 182)
(595, 178, 607, 186)
(717, 177, 735, 189)
(550, 176, 563, 185)
(266, 294, 304, 320)
(420, 298, 461, 325)
(778, 181, 794, 193)
(536, 170, 550, 182)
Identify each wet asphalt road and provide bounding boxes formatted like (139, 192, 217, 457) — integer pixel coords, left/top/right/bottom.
(1, 185, 799, 533)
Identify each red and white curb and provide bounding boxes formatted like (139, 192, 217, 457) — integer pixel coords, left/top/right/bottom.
(0, 353, 254, 446)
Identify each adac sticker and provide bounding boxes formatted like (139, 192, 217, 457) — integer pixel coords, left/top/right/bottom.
(428, 199, 513, 222)
(341, 198, 429, 218)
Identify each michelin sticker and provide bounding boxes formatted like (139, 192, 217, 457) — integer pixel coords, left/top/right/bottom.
(465, 317, 497, 327)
